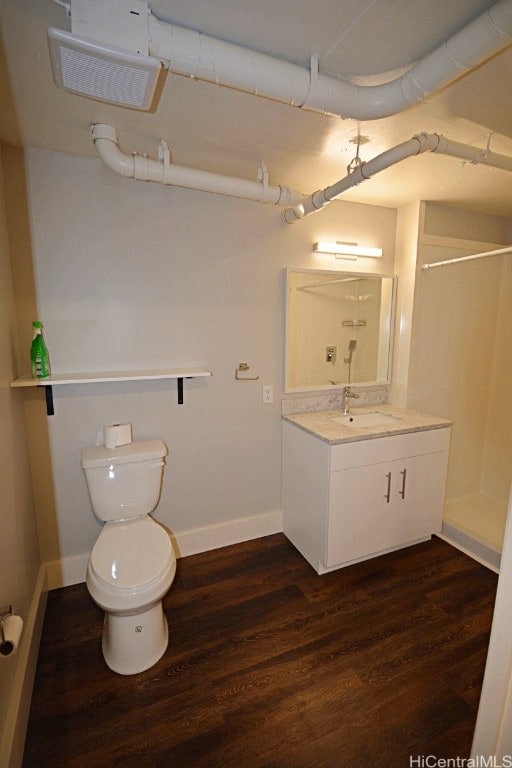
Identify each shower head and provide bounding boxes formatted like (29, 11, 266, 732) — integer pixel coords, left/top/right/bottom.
(344, 339, 357, 366)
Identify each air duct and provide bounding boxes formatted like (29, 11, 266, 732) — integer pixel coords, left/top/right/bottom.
(148, 0, 512, 120)
(283, 133, 512, 223)
(90, 124, 303, 207)
(49, 0, 512, 120)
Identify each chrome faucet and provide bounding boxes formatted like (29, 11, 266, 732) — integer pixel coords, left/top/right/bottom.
(340, 386, 360, 415)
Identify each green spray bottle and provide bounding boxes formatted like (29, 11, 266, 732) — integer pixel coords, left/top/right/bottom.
(30, 321, 51, 379)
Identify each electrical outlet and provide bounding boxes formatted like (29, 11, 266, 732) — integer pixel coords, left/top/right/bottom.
(262, 385, 273, 404)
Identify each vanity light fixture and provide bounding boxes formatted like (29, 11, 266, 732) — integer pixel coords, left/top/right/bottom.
(313, 241, 383, 259)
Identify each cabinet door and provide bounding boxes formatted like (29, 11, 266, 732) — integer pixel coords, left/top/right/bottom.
(326, 463, 391, 567)
(389, 451, 447, 547)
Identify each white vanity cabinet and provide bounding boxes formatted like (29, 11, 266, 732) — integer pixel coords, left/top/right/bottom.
(282, 420, 451, 574)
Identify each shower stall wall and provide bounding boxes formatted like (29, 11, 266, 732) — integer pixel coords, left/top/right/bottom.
(405, 206, 512, 571)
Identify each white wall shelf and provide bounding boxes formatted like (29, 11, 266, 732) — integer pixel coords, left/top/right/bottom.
(10, 368, 212, 415)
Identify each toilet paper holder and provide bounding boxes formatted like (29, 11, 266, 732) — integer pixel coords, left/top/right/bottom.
(235, 362, 260, 381)
(0, 605, 12, 655)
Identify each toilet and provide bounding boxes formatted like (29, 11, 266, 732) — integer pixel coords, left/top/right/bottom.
(81, 438, 176, 675)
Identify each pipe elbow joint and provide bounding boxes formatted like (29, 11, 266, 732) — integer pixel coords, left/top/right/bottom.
(487, 0, 512, 39)
(429, 133, 448, 154)
(283, 205, 304, 224)
(311, 190, 328, 210)
(91, 124, 135, 178)
(277, 187, 304, 207)
(414, 132, 441, 154)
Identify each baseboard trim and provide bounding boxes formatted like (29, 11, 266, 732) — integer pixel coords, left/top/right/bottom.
(171, 509, 282, 558)
(46, 554, 88, 591)
(438, 524, 501, 573)
(46, 510, 283, 589)
(1, 564, 47, 768)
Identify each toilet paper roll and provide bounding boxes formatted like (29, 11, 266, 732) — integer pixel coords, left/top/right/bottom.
(0, 615, 23, 658)
(104, 423, 133, 449)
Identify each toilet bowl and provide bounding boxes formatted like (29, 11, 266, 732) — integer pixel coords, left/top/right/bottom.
(81, 438, 176, 675)
(87, 516, 176, 674)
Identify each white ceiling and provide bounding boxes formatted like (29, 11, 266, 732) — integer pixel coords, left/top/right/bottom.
(1, 0, 512, 217)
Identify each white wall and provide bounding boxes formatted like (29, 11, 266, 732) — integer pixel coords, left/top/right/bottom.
(22, 148, 397, 585)
(481, 254, 512, 504)
(391, 201, 423, 406)
(0, 146, 46, 768)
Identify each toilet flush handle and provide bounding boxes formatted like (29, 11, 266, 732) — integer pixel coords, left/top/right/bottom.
(150, 460, 165, 470)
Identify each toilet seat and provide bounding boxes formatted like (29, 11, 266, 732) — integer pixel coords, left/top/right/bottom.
(90, 517, 173, 589)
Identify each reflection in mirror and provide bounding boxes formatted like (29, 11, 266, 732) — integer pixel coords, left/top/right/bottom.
(285, 268, 396, 392)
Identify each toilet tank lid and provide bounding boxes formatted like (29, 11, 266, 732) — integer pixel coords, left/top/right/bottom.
(81, 439, 167, 468)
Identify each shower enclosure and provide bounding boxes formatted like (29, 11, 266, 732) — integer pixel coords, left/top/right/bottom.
(407, 239, 512, 571)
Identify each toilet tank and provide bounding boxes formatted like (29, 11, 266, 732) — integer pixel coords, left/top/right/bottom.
(81, 439, 167, 522)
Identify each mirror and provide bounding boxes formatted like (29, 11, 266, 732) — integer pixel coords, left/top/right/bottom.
(285, 268, 396, 392)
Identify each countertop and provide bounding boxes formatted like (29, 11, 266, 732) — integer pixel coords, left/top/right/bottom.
(282, 404, 452, 445)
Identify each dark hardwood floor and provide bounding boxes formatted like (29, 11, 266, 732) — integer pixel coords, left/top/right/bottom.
(23, 534, 497, 768)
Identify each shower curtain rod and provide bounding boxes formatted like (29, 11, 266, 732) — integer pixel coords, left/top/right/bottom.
(421, 245, 512, 270)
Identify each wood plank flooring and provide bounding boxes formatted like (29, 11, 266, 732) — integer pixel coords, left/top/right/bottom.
(23, 534, 497, 768)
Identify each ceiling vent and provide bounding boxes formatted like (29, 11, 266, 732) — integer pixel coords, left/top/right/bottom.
(47, 0, 161, 110)
(48, 28, 160, 109)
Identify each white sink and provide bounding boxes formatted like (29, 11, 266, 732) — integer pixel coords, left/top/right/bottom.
(332, 411, 404, 428)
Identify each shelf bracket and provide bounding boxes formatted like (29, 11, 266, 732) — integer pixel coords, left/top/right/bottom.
(44, 385, 55, 416)
(177, 377, 195, 404)
(33, 374, 203, 413)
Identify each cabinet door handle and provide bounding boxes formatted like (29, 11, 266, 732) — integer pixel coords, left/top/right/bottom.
(399, 468, 407, 499)
(385, 472, 392, 503)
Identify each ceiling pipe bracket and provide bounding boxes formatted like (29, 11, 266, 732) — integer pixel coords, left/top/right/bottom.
(158, 139, 171, 166)
(257, 160, 270, 201)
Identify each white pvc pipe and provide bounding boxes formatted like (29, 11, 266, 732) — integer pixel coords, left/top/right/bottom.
(284, 136, 431, 222)
(148, 0, 512, 121)
(92, 124, 512, 222)
(91, 124, 303, 207)
(283, 133, 512, 223)
(433, 135, 512, 172)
